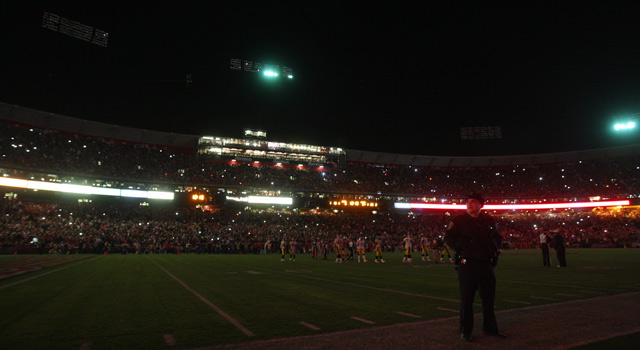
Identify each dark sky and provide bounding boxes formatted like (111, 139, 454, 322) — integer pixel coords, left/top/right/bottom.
(2, 1, 640, 156)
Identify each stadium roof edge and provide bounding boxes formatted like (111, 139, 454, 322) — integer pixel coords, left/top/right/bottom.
(2, 101, 639, 166)
(0, 102, 199, 149)
(345, 145, 640, 167)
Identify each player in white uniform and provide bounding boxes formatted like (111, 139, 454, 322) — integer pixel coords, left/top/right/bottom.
(402, 234, 413, 263)
(374, 237, 385, 263)
(356, 237, 368, 263)
(420, 234, 431, 262)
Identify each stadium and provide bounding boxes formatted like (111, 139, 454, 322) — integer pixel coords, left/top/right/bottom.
(1, 101, 639, 349)
(2, 2, 640, 350)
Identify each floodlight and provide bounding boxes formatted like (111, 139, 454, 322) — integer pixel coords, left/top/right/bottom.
(614, 122, 636, 131)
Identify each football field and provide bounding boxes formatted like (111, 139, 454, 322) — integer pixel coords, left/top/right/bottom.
(1, 249, 639, 349)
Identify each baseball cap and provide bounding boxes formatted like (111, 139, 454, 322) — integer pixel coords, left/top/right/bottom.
(465, 192, 484, 206)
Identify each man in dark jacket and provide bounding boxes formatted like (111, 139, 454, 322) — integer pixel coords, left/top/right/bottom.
(553, 231, 567, 267)
(445, 192, 506, 342)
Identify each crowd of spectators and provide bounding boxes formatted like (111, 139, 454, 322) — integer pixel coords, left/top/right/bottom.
(1, 198, 638, 255)
(1, 121, 639, 201)
(1, 119, 639, 256)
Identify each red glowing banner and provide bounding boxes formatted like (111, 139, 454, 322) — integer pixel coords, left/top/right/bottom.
(394, 200, 630, 210)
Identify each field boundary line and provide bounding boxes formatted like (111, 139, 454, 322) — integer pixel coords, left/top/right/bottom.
(295, 261, 628, 293)
(200, 291, 640, 350)
(0, 256, 97, 290)
(146, 257, 255, 337)
(547, 327, 640, 350)
(226, 262, 460, 303)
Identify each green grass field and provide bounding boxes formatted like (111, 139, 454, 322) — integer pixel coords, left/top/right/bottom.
(1, 249, 639, 350)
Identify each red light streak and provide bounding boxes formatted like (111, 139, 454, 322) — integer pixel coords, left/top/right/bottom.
(395, 200, 630, 210)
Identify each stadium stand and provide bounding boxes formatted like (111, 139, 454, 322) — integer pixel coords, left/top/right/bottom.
(0, 102, 639, 255)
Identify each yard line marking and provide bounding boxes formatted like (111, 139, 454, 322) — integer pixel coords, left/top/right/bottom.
(164, 334, 176, 346)
(247, 271, 262, 274)
(581, 291, 605, 294)
(395, 311, 422, 318)
(557, 293, 581, 297)
(436, 307, 458, 313)
(531, 296, 559, 301)
(503, 299, 531, 305)
(79, 342, 92, 350)
(0, 256, 97, 290)
(270, 269, 460, 303)
(499, 278, 625, 292)
(351, 316, 375, 324)
(286, 270, 313, 273)
(148, 258, 254, 337)
(299, 322, 321, 330)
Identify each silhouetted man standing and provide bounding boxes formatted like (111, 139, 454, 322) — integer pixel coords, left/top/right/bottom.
(553, 230, 567, 267)
(445, 192, 506, 342)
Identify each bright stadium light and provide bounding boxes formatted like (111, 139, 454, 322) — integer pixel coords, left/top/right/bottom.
(263, 70, 278, 77)
(613, 113, 639, 132)
(614, 121, 636, 131)
(394, 200, 630, 211)
(0, 176, 174, 200)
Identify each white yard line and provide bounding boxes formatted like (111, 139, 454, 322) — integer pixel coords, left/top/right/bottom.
(502, 299, 532, 305)
(436, 307, 458, 313)
(299, 322, 321, 330)
(530, 296, 559, 301)
(148, 257, 255, 337)
(351, 316, 375, 324)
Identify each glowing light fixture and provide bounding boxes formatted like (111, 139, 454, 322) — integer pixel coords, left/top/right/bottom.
(614, 121, 636, 131)
(394, 200, 630, 210)
(0, 177, 174, 200)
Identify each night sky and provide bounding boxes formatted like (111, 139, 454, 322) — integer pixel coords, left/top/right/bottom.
(2, 1, 640, 156)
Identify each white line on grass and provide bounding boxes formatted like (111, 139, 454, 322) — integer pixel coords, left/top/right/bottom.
(351, 316, 375, 324)
(502, 299, 532, 305)
(436, 307, 458, 313)
(395, 311, 422, 318)
(581, 291, 605, 294)
(272, 269, 460, 303)
(557, 293, 581, 297)
(531, 296, 559, 301)
(0, 256, 97, 290)
(247, 271, 262, 274)
(299, 322, 321, 330)
(216, 292, 640, 350)
(147, 257, 255, 337)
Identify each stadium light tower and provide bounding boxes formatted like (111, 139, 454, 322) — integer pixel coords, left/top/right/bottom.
(612, 113, 639, 133)
(614, 121, 636, 131)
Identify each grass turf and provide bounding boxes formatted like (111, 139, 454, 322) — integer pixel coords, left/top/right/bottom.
(1, 248, 639, 349)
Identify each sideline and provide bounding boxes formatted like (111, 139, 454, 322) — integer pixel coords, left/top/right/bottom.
(200, 291, 640, 350)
